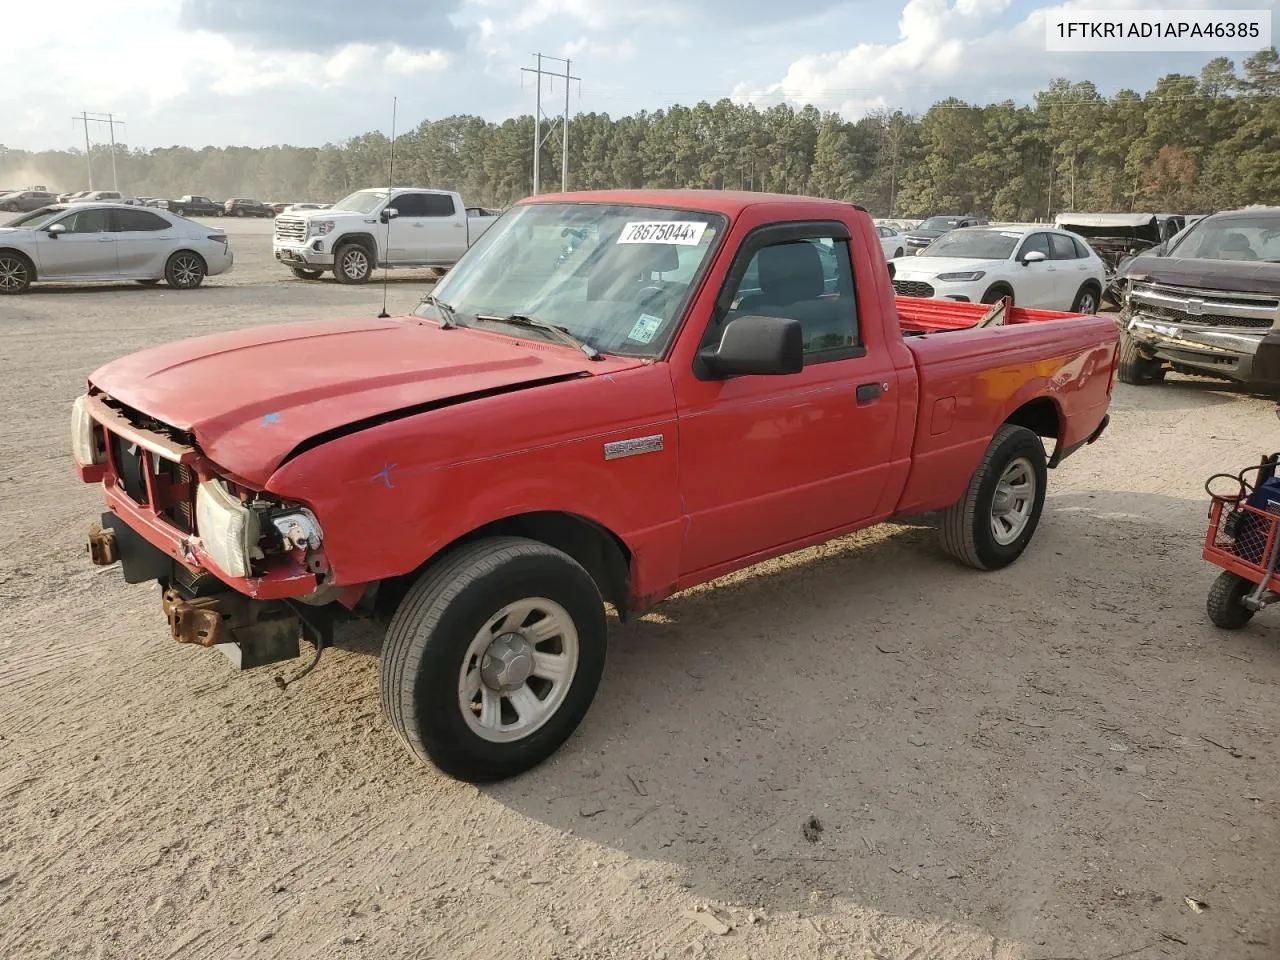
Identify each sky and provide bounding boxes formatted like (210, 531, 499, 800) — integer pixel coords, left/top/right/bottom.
(2, 0, 1276, 151)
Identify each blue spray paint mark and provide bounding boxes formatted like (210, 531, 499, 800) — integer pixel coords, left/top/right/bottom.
(261, 412, 281, 426)
(372, 463, 396, 488)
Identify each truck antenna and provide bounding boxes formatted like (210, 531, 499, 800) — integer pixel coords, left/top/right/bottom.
(377, 96, 397, 319)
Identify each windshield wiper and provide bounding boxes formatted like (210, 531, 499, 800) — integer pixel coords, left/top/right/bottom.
(423, 293, 458, 329)
(476, 314, 602, 361)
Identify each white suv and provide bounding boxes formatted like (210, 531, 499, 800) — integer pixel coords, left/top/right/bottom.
(272, 187, 499, 283)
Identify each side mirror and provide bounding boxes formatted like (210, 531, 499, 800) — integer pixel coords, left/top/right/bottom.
(700, 315, 804, 378)
(1021, 250, 1047, 264)
(380, 207, 399, 224)
(46, 223, 66, 237)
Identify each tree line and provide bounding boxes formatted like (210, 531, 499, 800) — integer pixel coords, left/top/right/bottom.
(2, 50, 1276, 219)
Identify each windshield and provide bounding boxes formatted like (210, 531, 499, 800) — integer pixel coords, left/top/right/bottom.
(416, 202, 726, 357)
(919, 217, 963, 232)
(4, 206, 65, 228)
(331, 190, 388, 214)
(1167, 214, 1280, 262)
(921, 229, 1019, 260)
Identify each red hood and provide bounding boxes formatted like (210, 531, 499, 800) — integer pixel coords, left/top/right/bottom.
(89, 316, 636, 486)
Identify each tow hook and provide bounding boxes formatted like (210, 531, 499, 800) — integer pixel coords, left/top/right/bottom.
(87, 526, 119, 566)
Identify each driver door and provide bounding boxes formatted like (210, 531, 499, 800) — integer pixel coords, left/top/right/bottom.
(34, 208, 118, 278)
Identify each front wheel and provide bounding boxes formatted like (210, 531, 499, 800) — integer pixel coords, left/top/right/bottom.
(1117, 333, 1166, 385)
(893, 247, 904, 259)
(1207, 571, 1257, 630)
(0, 251, 33, 294)
(235, 208, 246, 217)
(165, 251, 206, 289)
(380, 537, 607, 782)
(939, 424, 1048, 570)
(334, 243, 373, 284)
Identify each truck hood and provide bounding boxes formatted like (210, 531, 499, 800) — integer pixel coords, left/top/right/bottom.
(893, 256, 1003, 279)
(88, 316, 634, 487)
(1117, 256, 1280, 296)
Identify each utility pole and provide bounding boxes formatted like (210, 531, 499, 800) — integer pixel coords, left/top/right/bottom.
(74, 112, 94, 189)
(73, 112, 126, 191)
(521, 54, 579, 195)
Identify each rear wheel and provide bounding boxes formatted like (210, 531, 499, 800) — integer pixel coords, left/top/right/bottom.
(290, 267, 323, 280)
(1207, 571, 1256, 630)
(1117, 333, 1166, 385)
(939, 424, 1047, 570)
(335, 243, 373, 284)
(380, 536, 607, 782)
(0, 251, 33, 294)
(165, 251, 206, 289)
(1071, 283, 1101, 315)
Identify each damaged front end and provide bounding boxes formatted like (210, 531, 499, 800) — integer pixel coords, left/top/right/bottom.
(75, 390, 350, 670)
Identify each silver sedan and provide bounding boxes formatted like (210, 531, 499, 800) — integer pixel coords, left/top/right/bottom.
(0, 203, 234, 294)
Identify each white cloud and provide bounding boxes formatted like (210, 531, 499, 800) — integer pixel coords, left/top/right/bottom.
(731, 0, 1278, 118)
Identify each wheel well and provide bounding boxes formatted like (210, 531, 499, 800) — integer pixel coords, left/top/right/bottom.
(169, 248, 207, 269)
(0, 247, 36, 279)
(335, 233, 377, 255)
(983, 281, 1014, 298)
(376, 512, 633, 622)
(1003, 397, 1060, 445)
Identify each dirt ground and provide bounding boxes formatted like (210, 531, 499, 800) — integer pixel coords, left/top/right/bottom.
(2, 218, 1278, 960)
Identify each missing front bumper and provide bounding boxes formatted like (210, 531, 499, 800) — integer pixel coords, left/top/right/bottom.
(1127, 315, 1280, 385)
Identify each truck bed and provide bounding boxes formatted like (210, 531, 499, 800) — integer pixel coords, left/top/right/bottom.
(894, 296, 1081, 334)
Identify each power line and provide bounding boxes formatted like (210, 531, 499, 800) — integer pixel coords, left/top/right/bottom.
(72, 112, 126, 191)
(521, 54, 580, 194)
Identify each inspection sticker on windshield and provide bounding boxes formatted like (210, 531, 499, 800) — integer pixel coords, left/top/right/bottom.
(627, 313, 664, 344)
(617, 221, 707, 245)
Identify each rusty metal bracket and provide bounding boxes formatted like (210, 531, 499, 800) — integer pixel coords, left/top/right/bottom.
(87, 526, 119, 566)
(162, 589, 226, 646)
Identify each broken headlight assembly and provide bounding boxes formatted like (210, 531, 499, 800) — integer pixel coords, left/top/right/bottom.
(194, 480, 325, 579)
(70, 395, 106, 467)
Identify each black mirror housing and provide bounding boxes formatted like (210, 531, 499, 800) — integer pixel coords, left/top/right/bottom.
(701, 314, 804, 378)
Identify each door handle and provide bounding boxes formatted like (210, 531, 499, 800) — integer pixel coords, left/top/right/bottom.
(856, 382, 882, 403)
(98, 236, 114, 242)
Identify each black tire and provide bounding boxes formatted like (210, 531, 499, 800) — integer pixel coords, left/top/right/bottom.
(290, 267, 324, 280)
(1117, 332, 1166, 385)
(334, 243, 373, 284)
(380, 536, 607, 782)
(174, 207, 186, 217)
(980, 285, 1014, 305)
(135, 279, 161, 286)
(0, 251, 34, 294)
(893, 247, 904, 259)
(1207, 571, 1256, 630)
(235, 208, 246, 217)
(1071, 283, 1101, 315)
(164, 250, 206, 289)
(939, 423, 1048, 570)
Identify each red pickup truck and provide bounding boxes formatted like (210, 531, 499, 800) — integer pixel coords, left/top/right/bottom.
(72, 191, 1118, 781)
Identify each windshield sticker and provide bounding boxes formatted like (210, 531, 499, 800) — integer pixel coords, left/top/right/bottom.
(617, 221, 707, 246)
(627, 313, 664, 344)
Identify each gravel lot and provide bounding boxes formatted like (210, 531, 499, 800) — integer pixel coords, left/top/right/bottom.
(2, 217, 1278, 960)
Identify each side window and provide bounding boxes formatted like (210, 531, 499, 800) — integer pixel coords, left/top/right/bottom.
(61, 209, 111, 233)
(1018, 233, 1051, 259)
(116, 209, 170, 232)
(1049, 234, 1079, 260)
(1071, 236, 1092, 259)
(391, 193, 428, 217)
(720, 236, 860, 362)
(422, 193, 457, 217)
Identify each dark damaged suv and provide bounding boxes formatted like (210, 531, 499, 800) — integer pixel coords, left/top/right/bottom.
(1114, 207, 1280, 388)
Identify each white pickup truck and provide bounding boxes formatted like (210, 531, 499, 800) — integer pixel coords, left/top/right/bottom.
(272, 187, 499, 283)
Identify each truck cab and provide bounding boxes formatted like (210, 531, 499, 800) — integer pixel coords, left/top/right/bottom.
(272, 187, 498, 284)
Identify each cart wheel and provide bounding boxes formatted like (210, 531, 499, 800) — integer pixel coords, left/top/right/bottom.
(1207, 571, 1256, 630)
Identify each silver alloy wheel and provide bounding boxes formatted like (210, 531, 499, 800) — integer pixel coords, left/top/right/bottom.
(1078, 290, 1097, 313)
(990, 456, 1036, 545)
(171, 254, 202, 288)
(0, 255, 27, 292)
(458, 597, 579, 744)
(341, 248, 369, 280)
